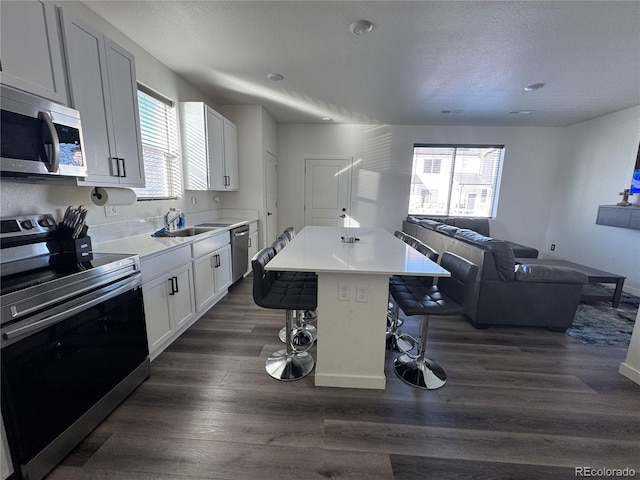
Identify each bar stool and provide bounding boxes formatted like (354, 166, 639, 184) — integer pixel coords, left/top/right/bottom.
(389, 252, 477, 389)
(270, 237, 317, 348)
(387, 235, 439, 352)
(251, 247, 317, 381)
(282, 226, 296, 241)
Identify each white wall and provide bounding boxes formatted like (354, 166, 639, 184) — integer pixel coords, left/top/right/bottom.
(0, 1, 222, 227)
(545, 105, 640, 294)
(277, 123, 563, 250)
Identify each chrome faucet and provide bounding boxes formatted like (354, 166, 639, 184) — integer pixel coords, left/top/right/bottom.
(165, 208, 180, 230)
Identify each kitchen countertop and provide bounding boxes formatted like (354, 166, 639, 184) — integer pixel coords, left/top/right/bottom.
(266, 226, 450, 276)
(94, 217, 256, 259)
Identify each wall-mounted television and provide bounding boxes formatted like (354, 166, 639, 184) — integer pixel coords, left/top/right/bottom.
(630, 143, 640, 194)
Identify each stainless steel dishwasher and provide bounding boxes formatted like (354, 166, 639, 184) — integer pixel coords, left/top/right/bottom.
(230, 224, 250, 282)
(196, 222, 250, 283)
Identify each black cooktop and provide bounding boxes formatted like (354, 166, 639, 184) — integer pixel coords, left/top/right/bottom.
(1, 253, 134, 296)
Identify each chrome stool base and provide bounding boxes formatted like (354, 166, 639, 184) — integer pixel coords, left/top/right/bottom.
(279, 325, 317, 346)
(386, 332, 416, 353)
(265, 349, 314, 381)
(393, 353, 446, 390)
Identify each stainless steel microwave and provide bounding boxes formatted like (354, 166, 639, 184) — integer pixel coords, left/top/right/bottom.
(1, 85, 87, 178)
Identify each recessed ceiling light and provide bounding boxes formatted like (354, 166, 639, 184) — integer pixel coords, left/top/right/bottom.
(509, 110, 535, 115)
(322, 116, 333, 121)
(441, 110, 464, 114)
(524, 83, 545, 91)
(350, 20, 374, 35)
(267, 72, 284, 81)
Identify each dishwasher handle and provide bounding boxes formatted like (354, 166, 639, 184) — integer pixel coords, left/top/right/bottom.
(234, 230, 249, 237)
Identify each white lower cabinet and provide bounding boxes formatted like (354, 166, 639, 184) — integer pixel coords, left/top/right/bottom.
(140, 232, 233, 359)
(193, 243, 232, 311)
(141, 246, 195, 359)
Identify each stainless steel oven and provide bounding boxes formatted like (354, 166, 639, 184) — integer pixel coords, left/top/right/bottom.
(0, 214, 149, 480)
(0, 85, 87, 178)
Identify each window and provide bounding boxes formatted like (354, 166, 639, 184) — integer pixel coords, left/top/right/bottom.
(408, 145, 504, 217)
(423, 158, 441, 174)
(133, 85, 181, 200)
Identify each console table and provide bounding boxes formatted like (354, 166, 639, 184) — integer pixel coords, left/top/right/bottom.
(596, 205, 640, 230)
(266, 226, 450, 389)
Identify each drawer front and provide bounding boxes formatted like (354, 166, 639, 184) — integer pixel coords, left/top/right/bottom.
(141, 245, 192, 283)
(192, 231, 231, 259)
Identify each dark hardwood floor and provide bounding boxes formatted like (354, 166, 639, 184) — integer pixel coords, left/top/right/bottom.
(48, 276, 640, 479)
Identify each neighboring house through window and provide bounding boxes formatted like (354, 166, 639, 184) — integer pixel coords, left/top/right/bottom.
(133, 84, 182, 200)
(408, 144, 504, 217)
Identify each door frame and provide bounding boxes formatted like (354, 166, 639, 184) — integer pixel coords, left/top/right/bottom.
(304, 156, 354, 227)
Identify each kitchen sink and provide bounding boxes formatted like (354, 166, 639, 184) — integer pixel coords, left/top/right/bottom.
(158, 227, 219, 237)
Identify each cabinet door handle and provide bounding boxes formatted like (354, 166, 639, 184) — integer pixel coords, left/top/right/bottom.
(111, 157, 120, 177)
(173, 276, 179, 293)
(119, 158, 127, 178)
(168, 277, 175, 295)
(248, 237, 252, 247)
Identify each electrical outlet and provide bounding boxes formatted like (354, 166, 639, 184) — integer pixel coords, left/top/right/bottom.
(338, 283, 349, 301)
(356, 284, 368, 302)
(191, 197, 197, 205)
(104, 205, 118, 217)
(550, 244, 556, 251)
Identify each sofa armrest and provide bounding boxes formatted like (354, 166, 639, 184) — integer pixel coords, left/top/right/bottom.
(514, 264, 588, 284)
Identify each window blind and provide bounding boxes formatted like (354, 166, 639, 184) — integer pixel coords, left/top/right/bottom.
(133, 86, 182, 200)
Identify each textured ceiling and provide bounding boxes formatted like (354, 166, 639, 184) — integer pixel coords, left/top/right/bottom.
(84, 1, 640, 126)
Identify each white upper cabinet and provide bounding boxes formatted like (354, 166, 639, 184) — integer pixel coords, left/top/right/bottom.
(181, 102, 239, 191)
(0, 1, 69, 104)
(223, 118, 239, 190)
(60, 10, 145, 187)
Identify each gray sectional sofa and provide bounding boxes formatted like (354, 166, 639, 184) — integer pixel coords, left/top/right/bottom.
(403, 216, 588, 331)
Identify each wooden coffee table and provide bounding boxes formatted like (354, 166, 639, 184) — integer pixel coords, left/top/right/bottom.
(515, 258, 626, 308)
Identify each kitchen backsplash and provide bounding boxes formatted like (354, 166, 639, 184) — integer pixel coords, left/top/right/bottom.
(90, 209, 258, 244)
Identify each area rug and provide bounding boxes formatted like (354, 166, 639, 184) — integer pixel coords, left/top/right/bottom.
(565, 285, 639, 346)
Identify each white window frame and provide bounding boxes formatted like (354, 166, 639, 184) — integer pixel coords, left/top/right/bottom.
(408, 144, 504, 218)
(133, 84, 182, 200)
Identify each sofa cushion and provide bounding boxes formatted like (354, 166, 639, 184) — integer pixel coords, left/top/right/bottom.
(454, 229, 515, 281)
(505, 241, 539, 259)
(435, 224, 459, 236)
(450, 217, 490, 236)
(515, 264, 588, 284)
(419, 219, 442, 230)
(454, 228, 490, 244)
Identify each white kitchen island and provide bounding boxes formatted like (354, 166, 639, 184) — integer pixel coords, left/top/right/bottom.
(265, 226, 450, 389)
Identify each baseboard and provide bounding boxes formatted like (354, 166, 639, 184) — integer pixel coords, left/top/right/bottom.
(314, 372, 386, 390)
(619, 362, 640, 385)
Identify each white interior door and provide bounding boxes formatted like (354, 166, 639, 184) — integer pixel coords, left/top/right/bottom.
(304, 158, 351, 227)
(266, 152, 279, 243)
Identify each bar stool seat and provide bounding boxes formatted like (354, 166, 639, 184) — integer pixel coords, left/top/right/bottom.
(390, 252, 477, 390)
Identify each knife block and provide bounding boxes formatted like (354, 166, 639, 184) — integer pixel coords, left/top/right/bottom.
(56, 227, 93, 262)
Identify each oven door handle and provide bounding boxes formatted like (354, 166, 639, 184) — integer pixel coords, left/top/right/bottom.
(2, 277, 140, 342)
